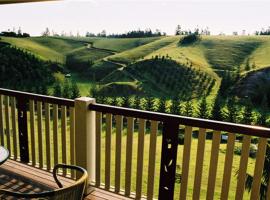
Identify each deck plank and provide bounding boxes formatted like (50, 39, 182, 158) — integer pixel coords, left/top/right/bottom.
(0, 159, 134, 200)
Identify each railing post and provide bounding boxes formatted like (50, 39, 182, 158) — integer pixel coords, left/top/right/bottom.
(75, 97, 96, 184)
(158, 120, 179, 200)
(17, 97, 29, 163)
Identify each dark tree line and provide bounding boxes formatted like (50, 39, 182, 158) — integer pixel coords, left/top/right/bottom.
(0, 30, 30, 38)
(86, 29, 165, 38)
(255, 27, 270, 35)
(0, 43, 57, 93)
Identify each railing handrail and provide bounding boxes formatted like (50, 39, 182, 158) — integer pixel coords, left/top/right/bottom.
(89, 103, 270, 138)
(0, 88, 74, 107)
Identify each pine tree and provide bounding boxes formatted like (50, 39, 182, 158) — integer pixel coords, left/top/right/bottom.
(70, 82, 80, 99)
(62, 79, 71, 99)
(170, 97, 179, 115)
(257, 111, 267, 126)
(145, 96, 154, 111)
(197, 96, 208, 119)
(158, 98, 166, 113)
(226, 98, 238, 123)
(134, 96, 141, 109)
(122, 96, 129, 108)
(53, 82, 62, 97)
(211, 95, 223, 121)
(241, 102, 253, 125)
(184, 101, 193, 117)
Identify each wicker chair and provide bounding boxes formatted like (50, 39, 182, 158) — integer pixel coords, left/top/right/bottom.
(0, 164, 88, 200)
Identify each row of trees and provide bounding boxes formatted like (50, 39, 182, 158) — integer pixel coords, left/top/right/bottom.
(0, 29, 30, 38)
(52, 80, 80, 99)
(86, 29, 166, 38)
(255, 27, 270, 35)
(175, 25, 211, 36)
(91, 94, 268, 127)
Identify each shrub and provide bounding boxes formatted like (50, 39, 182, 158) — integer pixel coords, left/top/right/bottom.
(179, 34, 201, 46)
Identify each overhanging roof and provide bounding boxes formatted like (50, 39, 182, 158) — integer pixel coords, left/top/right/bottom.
(0, 0, 58, 4)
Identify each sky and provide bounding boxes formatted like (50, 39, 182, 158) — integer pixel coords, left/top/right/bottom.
(0, 0, 269, 36)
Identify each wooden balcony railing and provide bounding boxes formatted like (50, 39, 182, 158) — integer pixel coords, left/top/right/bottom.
(1, 88, 270, 200)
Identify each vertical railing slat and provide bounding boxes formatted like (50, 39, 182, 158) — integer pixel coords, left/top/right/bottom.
(206, 130, 221, 200)
(179, 126, 192, 200)
(125, 117, 134, 196)
(5, 95, 11, 152)
(220, 132, 236, 200)
(11, 97, 17, 160)
(37, 101, 43, 169)
(45, 103, 51, 171)
(115, 115, 123, 193)
(17, 97, 29, 163)
(61, 105, 67, 176)
(235, 135, 251, 200)
(105, 113, 112, 190)
(70, 107, 75, 179)
(53, 104, 58, 166)
(136, 118, 146, 199)
(29, 100, 36, 166)
(192, 128, 206, 200)
(158, 120, 179, 200)
(147, 120, 158, 200)
(95, 112, 102, 187)
(0, 95, 4, 146)
(250, 137, 267, 199)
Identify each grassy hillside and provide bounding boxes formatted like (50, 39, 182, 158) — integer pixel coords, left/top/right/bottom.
(64, 36, 161, 52)
(1, 37, 65, 63)
(2, 35, 270, 103)
(201, 36, 262, 71)
(98, 58, 215, 99)
(107, 36, 178, 64)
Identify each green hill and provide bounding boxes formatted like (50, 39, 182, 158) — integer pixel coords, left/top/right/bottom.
(2, 35, 270, 101)
(99, 58, 215, 99)
(107, 36, 179, 64)
(64, 36, 161, 52)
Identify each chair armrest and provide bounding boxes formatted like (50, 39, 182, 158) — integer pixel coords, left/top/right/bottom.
(53, 164, 88, 188)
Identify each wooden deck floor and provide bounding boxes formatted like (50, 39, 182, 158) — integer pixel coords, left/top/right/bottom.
(0, 160, 133, 200)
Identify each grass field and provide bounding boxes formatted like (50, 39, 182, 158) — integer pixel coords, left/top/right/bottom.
(99, 127, 255, 199)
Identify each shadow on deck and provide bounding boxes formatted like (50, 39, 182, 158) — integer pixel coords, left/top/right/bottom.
(0, 160, 131, 200)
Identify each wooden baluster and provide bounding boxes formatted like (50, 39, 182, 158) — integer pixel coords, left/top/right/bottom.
(105, 113, 112, 190)
(95, 112, 102, 187)
(11, 97, 17, 160)
(115, 115, 123, 193)
(70, 107, 75, 179)
(179, 126, 192, 200)
(220, 133, 236, 200)
(37, 101, 43, 168)
(136, 118, 146, 199)
(5, 96, 11, 152)
(158, 120, 179, 200)
(193, 128, 206, 200)
(250, 137, 267, 199)
(53, 104, 58, 166)
(206, 130, 221, 200)
(61, 105, 67, 176)
(235, 135, 251, 200)
(29, 100, 36, 166)
(147, 120, 158, 200)
(17, 97, 29, 163)
(45, 103, 51, 171)
(125, 117, 134, 196)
